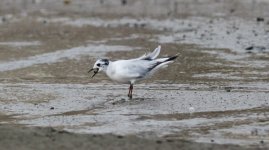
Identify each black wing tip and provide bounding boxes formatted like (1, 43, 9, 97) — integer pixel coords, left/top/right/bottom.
(166, 55, 178, 62)
(147, 55, 178, 72)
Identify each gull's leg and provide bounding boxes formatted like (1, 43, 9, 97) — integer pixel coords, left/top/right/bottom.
(129, 84, 133, 99)
(128, 84, 131, 98)
(127, 84, 133, 99)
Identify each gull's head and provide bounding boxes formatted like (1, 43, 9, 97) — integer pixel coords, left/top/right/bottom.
(88, 59, 109, 78)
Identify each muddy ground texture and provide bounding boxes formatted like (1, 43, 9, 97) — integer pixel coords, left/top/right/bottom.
(0, 4, 269, 150)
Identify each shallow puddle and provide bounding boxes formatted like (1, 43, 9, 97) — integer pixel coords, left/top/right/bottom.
(0, 41, 41, 47)
(0, 44, 136, 72)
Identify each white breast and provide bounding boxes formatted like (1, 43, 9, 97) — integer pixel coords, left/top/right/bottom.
(105, 62, 131, 84)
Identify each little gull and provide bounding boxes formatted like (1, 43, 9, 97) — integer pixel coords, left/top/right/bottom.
(88, 45, 178, 99)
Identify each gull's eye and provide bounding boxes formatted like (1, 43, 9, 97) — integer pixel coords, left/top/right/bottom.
(96, 63, 101, 67)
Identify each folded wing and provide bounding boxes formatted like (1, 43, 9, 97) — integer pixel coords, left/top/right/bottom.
(114, 54, 178, 80)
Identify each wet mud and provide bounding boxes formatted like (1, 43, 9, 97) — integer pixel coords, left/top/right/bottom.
(0, 125, 248, 150)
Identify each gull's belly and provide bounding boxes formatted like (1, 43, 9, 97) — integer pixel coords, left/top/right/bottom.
(106, 70, 131, 84)
(106, 63, 143, 84)
(108, 74, 131, 84)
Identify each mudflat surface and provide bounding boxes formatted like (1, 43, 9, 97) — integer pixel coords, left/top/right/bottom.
(0, 124, 249, 150)
(0, 1, 269, 149)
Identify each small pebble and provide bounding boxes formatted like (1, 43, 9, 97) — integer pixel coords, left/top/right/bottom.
(121, 0, 127, 6)
(58, 130, 68, 134)
(224, 87, 232, 92)
(117, 135, 124, 139)
(166, 139, 174, 142)
(256, 17, 264, 22)
(245, 46, 253, 51)
(1, 17, 6, 22)
(63, 0, 71, 5)
(156, 140, 162, 144)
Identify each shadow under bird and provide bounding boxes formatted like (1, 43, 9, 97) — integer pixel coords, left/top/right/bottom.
(88, 45, 178, 99)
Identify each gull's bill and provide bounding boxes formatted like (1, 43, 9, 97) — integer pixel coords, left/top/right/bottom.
(88, 68, 99, 78)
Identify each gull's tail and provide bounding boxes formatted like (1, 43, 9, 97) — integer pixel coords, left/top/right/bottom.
(148, 54, 179, 73)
